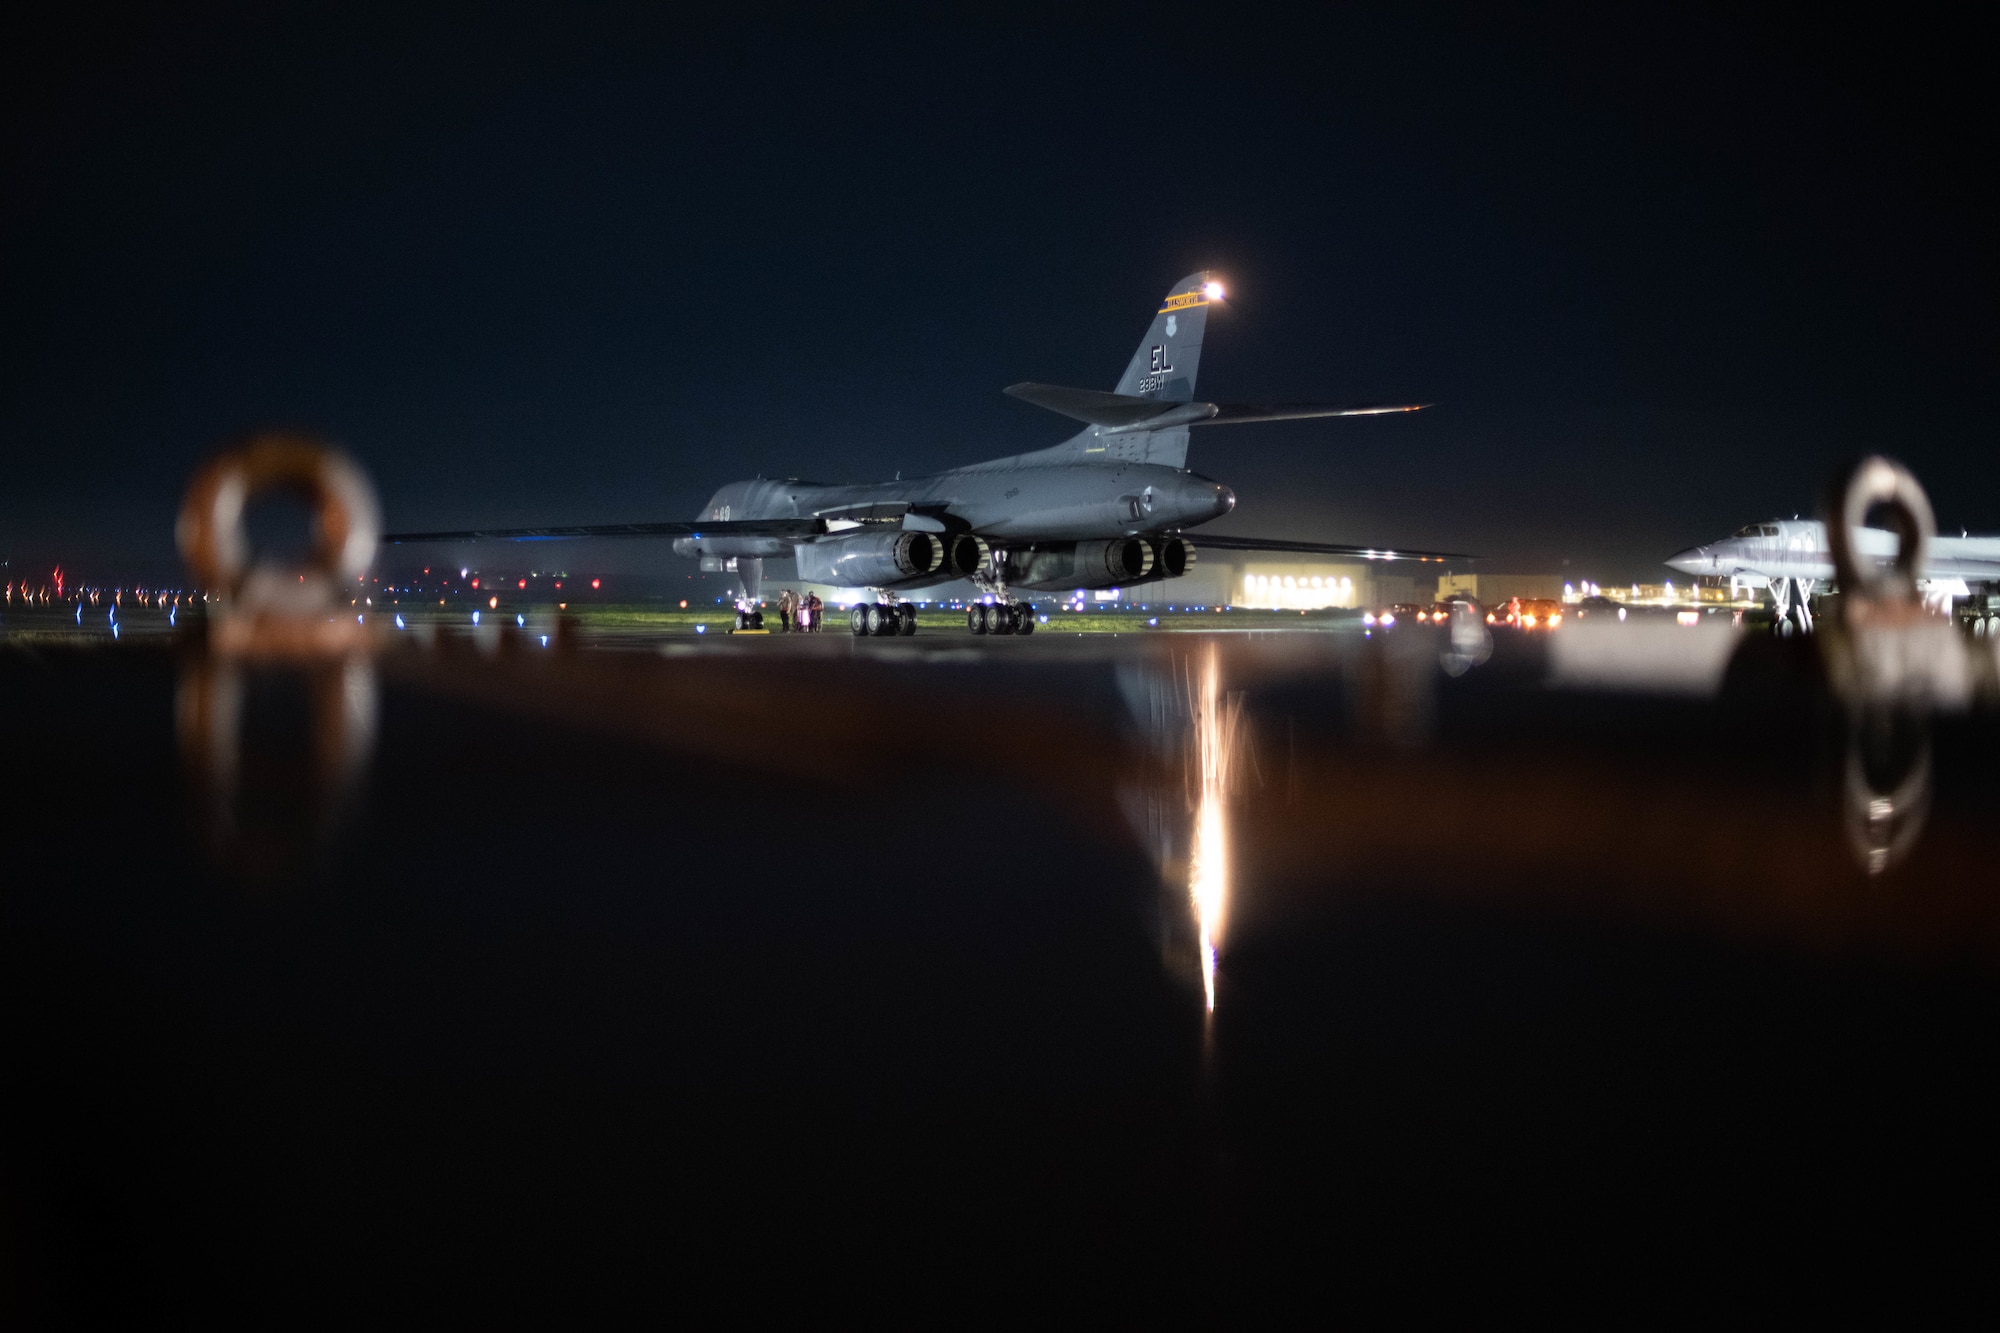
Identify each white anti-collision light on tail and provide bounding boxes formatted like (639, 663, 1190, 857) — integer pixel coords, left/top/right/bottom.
(1203, 281, 1225, 302)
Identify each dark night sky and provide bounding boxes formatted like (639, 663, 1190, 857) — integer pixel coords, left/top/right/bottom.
(3, 3, 1993, 584)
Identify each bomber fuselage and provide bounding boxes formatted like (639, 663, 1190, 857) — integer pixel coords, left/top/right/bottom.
(673, 458, 1235, 574)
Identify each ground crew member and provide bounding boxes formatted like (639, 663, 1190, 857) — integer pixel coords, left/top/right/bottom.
(777, 588, 797, 632)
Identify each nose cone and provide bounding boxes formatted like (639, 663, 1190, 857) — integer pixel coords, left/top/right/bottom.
(1665, 545, 1709, 576)
(1211, 484, 1236, 518)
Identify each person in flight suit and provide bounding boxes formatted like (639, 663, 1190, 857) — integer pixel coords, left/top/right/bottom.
(777, 588, 797, 632)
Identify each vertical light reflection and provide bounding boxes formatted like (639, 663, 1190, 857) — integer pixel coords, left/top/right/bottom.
(1187, 642, 1242, 1014)
(1191, 795, 1225, 1012)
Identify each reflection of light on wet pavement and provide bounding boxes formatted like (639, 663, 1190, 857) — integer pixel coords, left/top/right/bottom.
(1191, 791, 1225, 1011)
(1188, 642, 1240, 1014)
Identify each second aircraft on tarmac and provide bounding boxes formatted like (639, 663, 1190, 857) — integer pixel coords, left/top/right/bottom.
(1667, 519, 2000, 632)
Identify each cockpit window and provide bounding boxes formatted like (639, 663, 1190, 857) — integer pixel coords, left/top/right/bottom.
(1730, 523, 1781, 538)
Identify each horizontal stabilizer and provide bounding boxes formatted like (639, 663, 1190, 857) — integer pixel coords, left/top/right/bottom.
(1197, 402, 1429, 425)
(383, 518, 828, 544)
(1007, 382, 1428, 435)
(1003, 382, 1189, 429)
(1187, 533, 1471, 563)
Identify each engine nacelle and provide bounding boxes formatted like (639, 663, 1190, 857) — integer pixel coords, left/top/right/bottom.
(795, 530, 944, 588)
(1006, 537, 1161, 591)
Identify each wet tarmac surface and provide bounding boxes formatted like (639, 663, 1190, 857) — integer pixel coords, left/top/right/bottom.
(4, 620, 1998, 1311)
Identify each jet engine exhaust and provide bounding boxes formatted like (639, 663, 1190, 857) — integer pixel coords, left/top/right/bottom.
(1149, 536, 1193, 580)
(1077, 537, 1153, 584)
(944, 533, 991, 579)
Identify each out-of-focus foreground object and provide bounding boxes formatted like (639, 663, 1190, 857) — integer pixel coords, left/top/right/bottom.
(1818, 455, 1998, 873)
(176, 433, 382, 659)
(174, 435, 381, 880)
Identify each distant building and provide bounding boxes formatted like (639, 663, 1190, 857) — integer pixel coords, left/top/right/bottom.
(1235, 562, 1361, 609)
(1231, 562, 1448, 609)
(1437, 573, 1564, 604)
(1613, 581, 1744, 606)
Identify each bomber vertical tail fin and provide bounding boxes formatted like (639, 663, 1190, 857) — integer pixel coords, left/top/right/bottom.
(1114, 271, 1218, 402)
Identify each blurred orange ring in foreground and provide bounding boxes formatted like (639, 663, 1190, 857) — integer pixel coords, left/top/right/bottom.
(177, 434, 381, 592)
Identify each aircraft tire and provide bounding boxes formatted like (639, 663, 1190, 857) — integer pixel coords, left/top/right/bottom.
(870, 604, 897, 636)
(850, 605, 870, 637)
(990, 604, 1014, 635)
(751, 610, 765, 630)
(897, 605, 918, 636)
(967, 606, 987, 635)
(1015, 607, 1035, 635)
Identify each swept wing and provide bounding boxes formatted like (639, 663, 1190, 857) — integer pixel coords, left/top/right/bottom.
(1183, 533, 1469, 562)
(384, 518, 828, 544)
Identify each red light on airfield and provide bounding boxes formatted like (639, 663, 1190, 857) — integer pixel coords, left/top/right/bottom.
(517, 579, 526, 589)
(471, 578, 480, 588)
(591, 579, 601, 590)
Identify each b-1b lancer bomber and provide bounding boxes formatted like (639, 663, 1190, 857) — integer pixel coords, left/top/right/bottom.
(388, 272, 1462, 634)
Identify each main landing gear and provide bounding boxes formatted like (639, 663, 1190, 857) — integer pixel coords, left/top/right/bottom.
(967, 602, 1035, 636)
(849, 602, 917, 637)
(733, 605, 765, 631)
(965, 545, 1032, 635)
